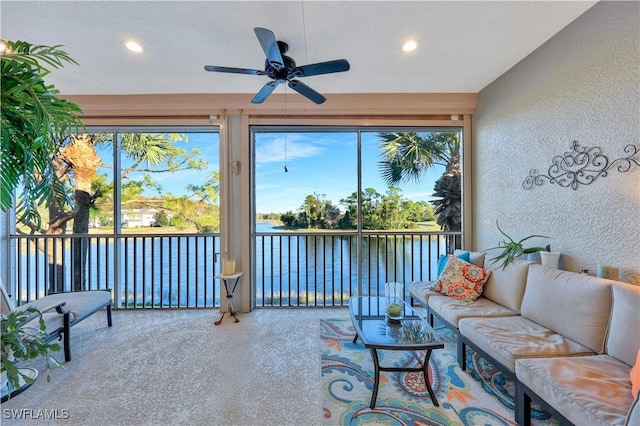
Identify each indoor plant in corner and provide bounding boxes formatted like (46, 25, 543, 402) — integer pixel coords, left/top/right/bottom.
(1, 308, 63, 395)
(483, 220, 550, 270)
(1, 40, 82, 396)
(1, 39, 84, 226)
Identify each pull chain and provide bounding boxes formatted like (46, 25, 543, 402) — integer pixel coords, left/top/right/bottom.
(284, 86, 288, 172)
(301, 0, 308, 64)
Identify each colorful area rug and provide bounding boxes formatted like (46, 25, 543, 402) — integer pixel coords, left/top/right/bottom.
(321, 318, 559, 426)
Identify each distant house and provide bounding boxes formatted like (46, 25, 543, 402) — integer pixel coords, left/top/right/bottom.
(122, 208, 159, 228)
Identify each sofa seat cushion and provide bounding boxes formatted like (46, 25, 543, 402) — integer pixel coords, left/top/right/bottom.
(459, 316, 594, 372)
(409, 281, 440, 307)
(428, 295, 517, 328)
(517, 355, 634, 426)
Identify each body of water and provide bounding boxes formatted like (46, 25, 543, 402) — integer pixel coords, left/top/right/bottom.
(13, 222, 451, 308)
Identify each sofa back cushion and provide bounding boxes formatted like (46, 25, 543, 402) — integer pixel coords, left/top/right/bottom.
(521, 264, 613, 353)
(481, 258, 532, 313)
(606, 282, 640, 366)
(454, 250, 485, 268)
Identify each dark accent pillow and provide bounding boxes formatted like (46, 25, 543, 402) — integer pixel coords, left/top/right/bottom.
(437, 251, 471, 277)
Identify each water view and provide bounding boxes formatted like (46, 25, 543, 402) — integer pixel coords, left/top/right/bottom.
(13, 222, 454, 308)
(10, 128, 462, 309)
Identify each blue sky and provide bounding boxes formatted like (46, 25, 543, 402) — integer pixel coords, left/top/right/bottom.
(95, 132, 220, 199)
(95, 130, 446, 214)
(254, 131, 445, 214)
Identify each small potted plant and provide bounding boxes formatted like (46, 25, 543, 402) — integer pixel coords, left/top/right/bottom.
(1, 307, 62, 395)
(483, 221, 550, 270)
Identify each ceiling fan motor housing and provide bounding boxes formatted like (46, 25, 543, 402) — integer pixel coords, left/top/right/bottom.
(265, 54, 297, 83)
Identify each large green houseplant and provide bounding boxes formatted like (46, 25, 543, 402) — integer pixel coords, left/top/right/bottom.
(483, 221, 550, 270)
(1, 39, 83, 227)
(1, 40, 82, 393)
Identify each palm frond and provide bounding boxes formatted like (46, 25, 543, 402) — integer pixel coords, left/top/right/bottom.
(1, 40, 78, 69)
(1, 39, 84, 225)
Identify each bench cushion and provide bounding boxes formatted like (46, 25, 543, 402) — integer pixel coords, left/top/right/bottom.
(428, 295, 517, 328)
(517, 355, 634, 426)
(19, 290, 111, 324)
(521, 265, 613, 354)
(459, 315, 594, 372)
(21, 312, 66, 336)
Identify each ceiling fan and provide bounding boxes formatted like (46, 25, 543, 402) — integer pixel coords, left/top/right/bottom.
(204, 27, 350, 105)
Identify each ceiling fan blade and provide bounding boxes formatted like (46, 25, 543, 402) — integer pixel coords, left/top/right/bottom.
(252, 81, 279, 104)
(288, 80, 326, 104)
(291, 59, 350, 78)
(254, 27, 284, 70)
(204, 65, 265, 75)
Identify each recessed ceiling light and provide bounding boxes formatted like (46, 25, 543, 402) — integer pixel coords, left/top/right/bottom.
(402, 39, 418, 53)
(122, 39, 145, 53)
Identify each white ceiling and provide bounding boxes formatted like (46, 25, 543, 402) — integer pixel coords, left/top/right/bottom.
(1, 1, 597, 98)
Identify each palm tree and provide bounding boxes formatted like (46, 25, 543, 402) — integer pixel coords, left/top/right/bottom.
(57, 134, 102, 292)
(39, 132, 208, 292)
(378, 131, 461, 231)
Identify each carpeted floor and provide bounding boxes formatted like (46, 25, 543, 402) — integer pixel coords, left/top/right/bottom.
(321, 318, 559, 426)
(1, 308, 342, 426)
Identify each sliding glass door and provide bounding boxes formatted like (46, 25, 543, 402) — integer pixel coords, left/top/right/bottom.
(11, 128, 221, 309)
(252, 126, 463, 307)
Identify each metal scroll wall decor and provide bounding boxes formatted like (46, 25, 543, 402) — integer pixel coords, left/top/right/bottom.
(523, 141, 639, 190)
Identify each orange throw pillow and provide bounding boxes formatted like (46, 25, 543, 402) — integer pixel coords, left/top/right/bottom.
(632, 349, 640, 398)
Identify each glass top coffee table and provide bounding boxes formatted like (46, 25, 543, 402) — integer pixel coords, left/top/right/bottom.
(349, 296, 444, 409)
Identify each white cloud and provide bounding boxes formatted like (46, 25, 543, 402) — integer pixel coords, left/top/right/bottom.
(255, 134, 325, 164)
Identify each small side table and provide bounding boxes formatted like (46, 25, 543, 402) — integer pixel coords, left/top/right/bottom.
(214, 272, 242, 325)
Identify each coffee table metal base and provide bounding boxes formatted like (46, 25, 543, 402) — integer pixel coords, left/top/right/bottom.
(368, 347, 438, 409)
(349, 296, 443, 410)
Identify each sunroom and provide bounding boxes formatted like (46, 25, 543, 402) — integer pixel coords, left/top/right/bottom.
(1, 2, 638, 425)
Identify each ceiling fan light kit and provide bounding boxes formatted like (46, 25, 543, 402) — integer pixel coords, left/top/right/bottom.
(122, 39, 145, 53)
(204, 27, 350, 104)
(401, 39, 418, 52)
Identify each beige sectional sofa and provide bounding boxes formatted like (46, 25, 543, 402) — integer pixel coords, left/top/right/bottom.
(409, 253, 640, 426)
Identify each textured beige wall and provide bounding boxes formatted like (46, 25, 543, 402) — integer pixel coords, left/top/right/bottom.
(473, 1, 639, 284)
